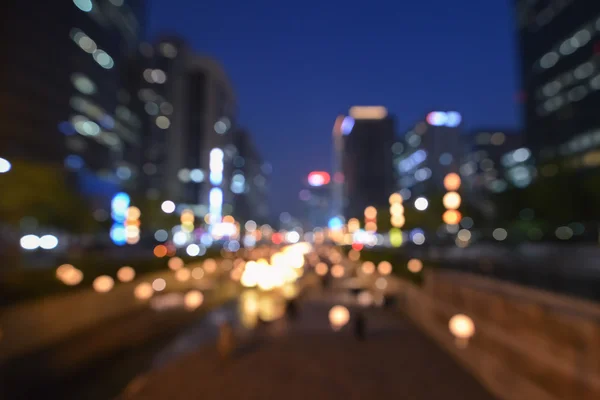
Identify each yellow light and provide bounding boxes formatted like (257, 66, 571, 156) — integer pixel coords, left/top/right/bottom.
(389, 228, 403, 247)
(328, 305, 350, 330)
(59, 266, 83, 286)
(347, 218, 360, 233)
(443, 192, 462, 210)
(184, 290, 204, 310)
(364, 206, 377, 220)
(391, 215, 405, 228)
(389, 193, 403, 204)
(181, 209, 195, 224)
(444, 173, 461, 191)
(449, 314, 475, 348)
(93, 275, 114, 293)
(192, 267, 204, 279)
(377, 261, 392, 275)
(126, 235, 140, 245)
(134, 282, 154, 300)
(407, 258, 423, 273)
(390, 203, 404, 215)
(126, 206, 141, 220)
(117, 266, 135, 282)
(443, 210, 462, 225)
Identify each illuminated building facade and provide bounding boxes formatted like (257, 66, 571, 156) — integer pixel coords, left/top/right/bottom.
(138, 38, 238, 224)
(395, 112, 463, 199)
(515, 0, 600, 168)
(341, 106, 396, 220)
(231, 129, 270, 224)
(0, 0, 146, 204)
(301, 172, 332, 229)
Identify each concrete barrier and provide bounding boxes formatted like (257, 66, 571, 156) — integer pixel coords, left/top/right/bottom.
(0, 262, 215, 362)
(392, 270, 600, 400)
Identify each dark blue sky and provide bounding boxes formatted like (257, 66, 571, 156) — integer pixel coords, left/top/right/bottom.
(148, 0, 521, 219)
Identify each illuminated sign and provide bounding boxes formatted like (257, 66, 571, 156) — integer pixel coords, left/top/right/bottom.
(349, 106, 388, 120)
(308, 171, 331, 187)
(340, 116, 355, 135)
(426, 111, 462, 127)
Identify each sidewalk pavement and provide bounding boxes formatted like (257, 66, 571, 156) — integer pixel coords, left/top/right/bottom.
(121, 295, 496, 400)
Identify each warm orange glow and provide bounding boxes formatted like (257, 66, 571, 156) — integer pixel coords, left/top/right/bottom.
(391, 215, 405, 228)
(443, 192, 462, 210)
(349, 106, 387, 120)
(168, 256, 184, 270)
(449, 314, 475, 344)
(154, 245, 167, 258)
(315, 262, 328, 276)
(444, 173, 461, 191)
(126, 206, 141, 220)
(203, 258, 217, 273)
(364, 206, 377, 220)
(134, 282, 154, 300)
(184, 290, 204, 310)
(223, 215, 235, 224)
(117, 266, 136, 282)
(389, 193, 403, 204)
(180, 209, 195, 224)
(377, 261, 392, 275)
(361, 261, 375, 275)
(443, 210, 462, 225)
(331, 264, 345, 278)
(175, 268, 191, 281)
(58, 265, 83, 286)
(348, 249, 360, 261)
(407, 258, 423, 273)
(365, 222, 377, 232)
(347, 218, 360, 233)
(329, 305, 350, 330)
(93, 275, 114, 293)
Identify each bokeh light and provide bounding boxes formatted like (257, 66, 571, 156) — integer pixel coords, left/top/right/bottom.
(442, 192, 461, 210)
(407, 258, 423, 273)
(328, 305, 350, 331)
(117, 266, 135, 282)
(377, 261, 392, 275)
(93, 275, 114, 293)
(444, 173, 462, 191)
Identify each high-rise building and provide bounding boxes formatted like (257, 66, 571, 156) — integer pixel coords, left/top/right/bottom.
(301, 171, 332, 229)
(138, 38, 237, 224)
(395, 111, 463, 199)
(340, 106, 396, 220)
(231, 129, 270, 224)
(515, 1, 600, 167)
(0, 0, 146, 208)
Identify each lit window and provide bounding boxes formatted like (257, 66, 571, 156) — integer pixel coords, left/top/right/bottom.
(540, 52, 558, 69)
(156, 116, 170, 129)
(71, 73, 96, 95)
(151, 69, 167, 84)
(93, 50, 114, 69)
(542, 80, 561, 97)
(559, 40, 575, 56)
(568, 85, 587, 102)
(160, 42, 178, 58)
(572, 29, 591, 47)
(574, 62, 594, 80)
(73, 0, 92, 12)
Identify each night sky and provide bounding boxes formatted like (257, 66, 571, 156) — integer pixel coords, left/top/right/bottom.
(147, 0, 521, 219)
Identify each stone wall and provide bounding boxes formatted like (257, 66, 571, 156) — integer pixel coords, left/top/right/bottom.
(395, 270, 600, 400)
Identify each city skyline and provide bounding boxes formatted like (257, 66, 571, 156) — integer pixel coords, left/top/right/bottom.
(147, 0, 521, 217)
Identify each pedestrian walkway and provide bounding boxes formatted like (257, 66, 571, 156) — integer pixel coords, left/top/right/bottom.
(121, 296, 496, 400)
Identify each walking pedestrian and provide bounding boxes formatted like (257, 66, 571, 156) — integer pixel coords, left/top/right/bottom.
(354, 312, 366, 341)
(217, 321, 235, 360)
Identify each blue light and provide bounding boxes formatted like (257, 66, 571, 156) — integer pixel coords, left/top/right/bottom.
(110, 223, 127, 246)
(59, 121, 76, 136)
(73, 0, 93, 12)
(341, 117, 355, 135)
(111, 192, 130, 222)
(210, 171, 223, 185)
(328, 216, 344, 230)
(65, 155, 84, 170)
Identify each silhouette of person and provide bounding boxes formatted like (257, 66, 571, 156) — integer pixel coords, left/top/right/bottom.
(355, 312, 366, 341)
